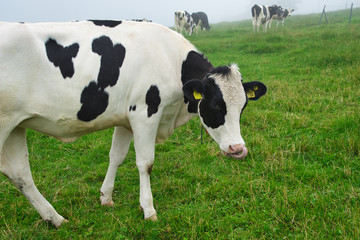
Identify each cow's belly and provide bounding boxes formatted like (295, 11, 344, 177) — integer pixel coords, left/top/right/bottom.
(19, 114, 130, 143)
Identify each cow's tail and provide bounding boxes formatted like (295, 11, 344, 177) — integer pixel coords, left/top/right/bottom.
(251, 5, 258, 33)
(251, 6, 256, 18)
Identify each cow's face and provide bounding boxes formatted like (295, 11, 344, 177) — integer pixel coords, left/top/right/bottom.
(284, 8, 295, 18)
(183, 65, 267, 159)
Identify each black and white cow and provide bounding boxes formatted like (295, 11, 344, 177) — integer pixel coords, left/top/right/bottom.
(269, 7, 294, 28)
(191, 12, 210, 34)
(175, 10, 194, 35)
(0, 20, 267, 227)
(252, 4, 282, 33)
(252, 4, 270, 33)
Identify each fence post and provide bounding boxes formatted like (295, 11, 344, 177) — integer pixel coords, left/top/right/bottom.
(324, 5, 328, 24)
(319, 5, 328, 24)
(349, 3, 354, 24)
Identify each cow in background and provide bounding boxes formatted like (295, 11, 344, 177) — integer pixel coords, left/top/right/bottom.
(251, 4, 270, 33)
(175, 10, 193, 35)
(269, 7, 294, 28)
(130, 18, 152, 23)
(252, 4, 282, 33)
(191, 12, 210, 34)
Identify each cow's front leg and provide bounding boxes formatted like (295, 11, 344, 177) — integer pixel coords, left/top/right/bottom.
(100, 126, 133, 206)
(131, 120, 158, 221)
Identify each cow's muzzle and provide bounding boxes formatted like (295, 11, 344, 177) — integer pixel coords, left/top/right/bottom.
(223, 144, 248, 159)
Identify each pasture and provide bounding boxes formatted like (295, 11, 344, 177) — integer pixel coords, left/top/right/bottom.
(1, 8, 359, 239)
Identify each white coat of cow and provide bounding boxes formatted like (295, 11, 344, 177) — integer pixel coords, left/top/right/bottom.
(0, 20, 267, 227)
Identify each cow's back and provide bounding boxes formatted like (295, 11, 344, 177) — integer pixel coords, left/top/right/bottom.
(0, 21, 195, 141)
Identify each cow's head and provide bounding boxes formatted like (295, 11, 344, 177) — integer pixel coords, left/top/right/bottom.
(183, 64, 267, 159)
(284, 8, 295, 18)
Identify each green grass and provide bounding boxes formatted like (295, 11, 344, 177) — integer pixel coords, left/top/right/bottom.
(1, 9, 360, 239)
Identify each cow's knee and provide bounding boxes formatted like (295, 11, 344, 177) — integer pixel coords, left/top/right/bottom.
(136, 158, 154, 175)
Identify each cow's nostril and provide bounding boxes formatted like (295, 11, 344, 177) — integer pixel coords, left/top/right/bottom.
(226, 144, 248, 159)
(228, 144, 244, 154)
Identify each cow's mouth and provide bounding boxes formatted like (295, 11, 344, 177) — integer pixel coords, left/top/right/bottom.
(222, 146, 248, 159)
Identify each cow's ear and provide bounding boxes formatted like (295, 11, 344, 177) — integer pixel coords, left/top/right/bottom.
(183, 80, 204, 101)
(243, 81, 267, 100)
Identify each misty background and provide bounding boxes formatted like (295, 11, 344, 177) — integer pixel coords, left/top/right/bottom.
(0, 0, 357, 27)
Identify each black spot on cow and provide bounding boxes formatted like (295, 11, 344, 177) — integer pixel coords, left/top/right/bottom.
(183, 75, 227, 129)
(129, 105, 136, 111)
(181, 50, 213, 113)
(199, 78, 227, 129)
(77, 36, 126, 122)
(92, 36, 126, 88)
(90, 20, 122, 28)
(263, 5, 268, 17)
(181, 51, 213, 86)
(77, 81, 109, 122)
(146, 85, 161, 118)
(252, 5, 262, 18)
(45, 38, 79, 79)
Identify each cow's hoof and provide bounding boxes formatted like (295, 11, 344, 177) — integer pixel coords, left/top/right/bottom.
(145, 214, 158, 222)
(101, 200, 114, 206)
(140, 206, 157, 221)
(54, 218, 68, 228)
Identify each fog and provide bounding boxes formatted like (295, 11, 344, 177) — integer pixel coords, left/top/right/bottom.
(0, 0, 354, 27)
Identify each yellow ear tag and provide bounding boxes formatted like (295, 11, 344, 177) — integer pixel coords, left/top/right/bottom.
(193, 90, 202, 100)
(247, 90, 255, 98)
(253, 86, 259, 91)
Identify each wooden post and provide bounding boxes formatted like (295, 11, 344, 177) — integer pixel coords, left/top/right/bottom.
(324, 5, 328, 24)
(319, 5, 328, 24)
(349, 3, 354, 24)
(318, 7, 323, 25)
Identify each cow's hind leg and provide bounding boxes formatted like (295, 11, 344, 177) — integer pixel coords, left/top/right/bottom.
(263, 20, 269, 33)
(100, 126, 132, 206)
(256, 20, 261, 33)
(0, 127, 65, 227)
(252, 17, 256, 33)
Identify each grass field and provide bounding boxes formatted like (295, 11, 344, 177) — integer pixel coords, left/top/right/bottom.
(1, 9, 360, 239)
